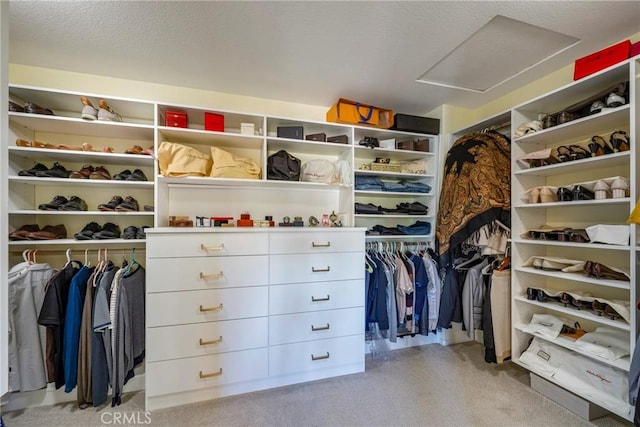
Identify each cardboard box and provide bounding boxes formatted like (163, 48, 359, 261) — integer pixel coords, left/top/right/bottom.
(240, 123, 255, 135)
(327, 135, 348, 144)
(573, 40, 631, 80)
(305, 132, 326, 142)
(277, 126, 304, 140)
(204, 112, 225, 132)
(165, 110, 187, 128)
(530, 374, 608, 421)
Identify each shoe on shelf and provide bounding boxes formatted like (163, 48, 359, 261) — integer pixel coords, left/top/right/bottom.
(136, 226, 149, 239)
(60, 196, 88, 211)
(9, 101, 24, 112)
(112, 169, 132, 180)
(80, 96, 98, 120)
(89, 166, 112, 180)
(611, 177, 630, 198)
(74, 222, 102, 240)
(539, 187, 557, 203)
(115, 196, 139, 212)
(98, 195, 124, 211)
(593, 180, 611, 200)
(609, 130, 630, 153)
(69, 165, 95, 179)
(34, 162, 70, 178)
(589, 100, 605, 114)
(24, 102, 54, 116)
(9, 224, 40, 241)
(125, 145, 145, 155)
(97, 99, 123, 122)
(126, 169, 148, 181)
(588, 135, 614, 157)
(606, 92, 625, 108)
(143, 205, 154, 212)
(27, 224, 67, 240)
(38, 195, 69, 211)
(556, 187, 573, 202)
(18, 163, 49, 176)
(92, 222, 121, 240)
(122, 225, 139, 240)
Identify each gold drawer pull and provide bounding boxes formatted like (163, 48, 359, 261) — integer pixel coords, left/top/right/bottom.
(311, 352, 330, 361)
(199, 368, 223, 379)
(311, 323, 330, 331)
(199, 271, 224, 280)
(200, 243, 225, 251)
(199, 336, 223, 346)
(311, 295, 330, 302)
(199, 303, 224, 312)
(312, 242, 330, 247)
(312, 266, 330, 273)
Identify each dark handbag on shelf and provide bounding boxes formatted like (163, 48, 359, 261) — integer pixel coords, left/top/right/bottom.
(267, 150, 301, 181)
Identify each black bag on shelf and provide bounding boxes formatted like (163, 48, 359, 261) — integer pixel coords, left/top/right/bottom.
(267, 150, 301, 181)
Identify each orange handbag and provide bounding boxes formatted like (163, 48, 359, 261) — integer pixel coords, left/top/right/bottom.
(326, 98, 393, 129)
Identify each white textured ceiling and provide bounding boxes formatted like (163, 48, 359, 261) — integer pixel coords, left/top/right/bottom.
(8, 1, 640, 115)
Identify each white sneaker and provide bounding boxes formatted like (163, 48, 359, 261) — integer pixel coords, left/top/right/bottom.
(606, 92, 625, 108)
(97, 99, 123, 122)
(80, 96, 97, 120)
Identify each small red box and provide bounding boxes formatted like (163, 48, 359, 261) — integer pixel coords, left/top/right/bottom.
(573, 40, 631, 81)
(165, 110, 187, 128)
(204, 112, 225, 132)
(631, 41, 640, 58)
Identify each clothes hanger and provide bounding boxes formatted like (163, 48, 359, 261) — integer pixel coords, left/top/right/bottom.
(454, 253, 482, 270)
(84, 249, 91, 267)
(125, 248, 140, 275)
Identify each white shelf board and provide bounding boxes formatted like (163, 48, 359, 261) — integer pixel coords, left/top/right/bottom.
(9, 210, 154, 216)
(266, 137, 352, 156)
(8, 146, 155, 167)
(159, 175, 350, 191)
(514, 296, 630, 331)
(513, 324, 630, 371)
(354, 190, 433, 197)
(512, 238, 631, 251)
(514, 197, 631, 208)
(365, 234, 433, 240)
(158, 126, 263, 149)
(354, 145, 435, 158)
(514, 266, 630, 290)
(8, 238, 147, 248)
(9, 176, 153, 188)
(514, 152, 630, 177)
(513, 106, 629, 146)
(352, 124, 438, 141)
(512, 358, 632, 421)
(9, 112, 154, 140)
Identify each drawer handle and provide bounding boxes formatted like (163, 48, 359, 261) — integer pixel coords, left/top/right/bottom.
(311, 295, 330, 302)
(200, 243, 225, 251)
(311, 323, 330, 331)
(199, 271, 224, 280)
(199, 336, 223, 346)
(199, 303, 224, 312)
(312, 241, 331, 247)
(199, 368, 223, 379)
(312, 266, 330, 273)
(311, 352, 330, 361)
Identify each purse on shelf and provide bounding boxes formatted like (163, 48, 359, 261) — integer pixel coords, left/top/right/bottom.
(267, 150, 301, 181)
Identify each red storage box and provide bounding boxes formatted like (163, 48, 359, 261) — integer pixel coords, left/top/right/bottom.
(631, 41, 640, 58)
(573, 40, 631, 80)
(204, 112, 224, 132)
(165, 110, 187, 128)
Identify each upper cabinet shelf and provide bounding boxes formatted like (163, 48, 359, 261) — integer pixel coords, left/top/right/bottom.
(8, 146, 155, 167)
(158, 126, 263, 150)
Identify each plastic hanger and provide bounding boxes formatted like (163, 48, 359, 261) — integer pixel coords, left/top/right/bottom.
(125, 248, 139, 275)
(454, 253, 482, 270)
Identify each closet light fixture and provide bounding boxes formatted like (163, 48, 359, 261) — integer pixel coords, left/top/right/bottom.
(416, 15, 581, 93)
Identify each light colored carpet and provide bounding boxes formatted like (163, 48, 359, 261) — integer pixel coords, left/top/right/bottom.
(2, 342, 633, 427)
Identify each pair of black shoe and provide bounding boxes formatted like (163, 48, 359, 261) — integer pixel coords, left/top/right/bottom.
(97, 196, 139, 212)
(19, 162, 70, 178)
(74, 222, 121, 240)
(112, 169, 148, 181)
(10, 101, 55, 115)
(557, 185, 594, 202)
(123, 225, 149, 240)
(38, 195, 87, 211)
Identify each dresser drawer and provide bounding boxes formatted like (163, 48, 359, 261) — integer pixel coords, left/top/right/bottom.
(269, 335, 364, 376)
(269, 307, 364, 345)
(147, 232, 268, 258)
(146, 348, 268, 397)
(147, 317, 268, 362)
(270, 252, 364, 284)
(269, 280, 363, 315)
(147, 286, 268, 327)
(147, 256, 268, 293)
(270, 230, 364, 254)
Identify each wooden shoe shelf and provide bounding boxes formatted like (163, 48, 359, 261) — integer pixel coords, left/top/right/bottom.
(510, 57, 639, 421)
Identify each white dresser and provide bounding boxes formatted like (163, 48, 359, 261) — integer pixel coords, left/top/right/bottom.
(145, 227, 366, 410)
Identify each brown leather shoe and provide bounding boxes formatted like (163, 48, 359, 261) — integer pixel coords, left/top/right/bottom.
(9, 224, 40, 241)
(69, 165, 95, 179)
(27, 224, 67, 240)
(584, 260, 629, 281)
(89, 166, 111, 180)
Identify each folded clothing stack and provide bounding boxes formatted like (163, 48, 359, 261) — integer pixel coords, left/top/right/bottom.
(355, 176, 431, 193)
(355, 202, 428, 215)
(366, 220, 431, 236)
